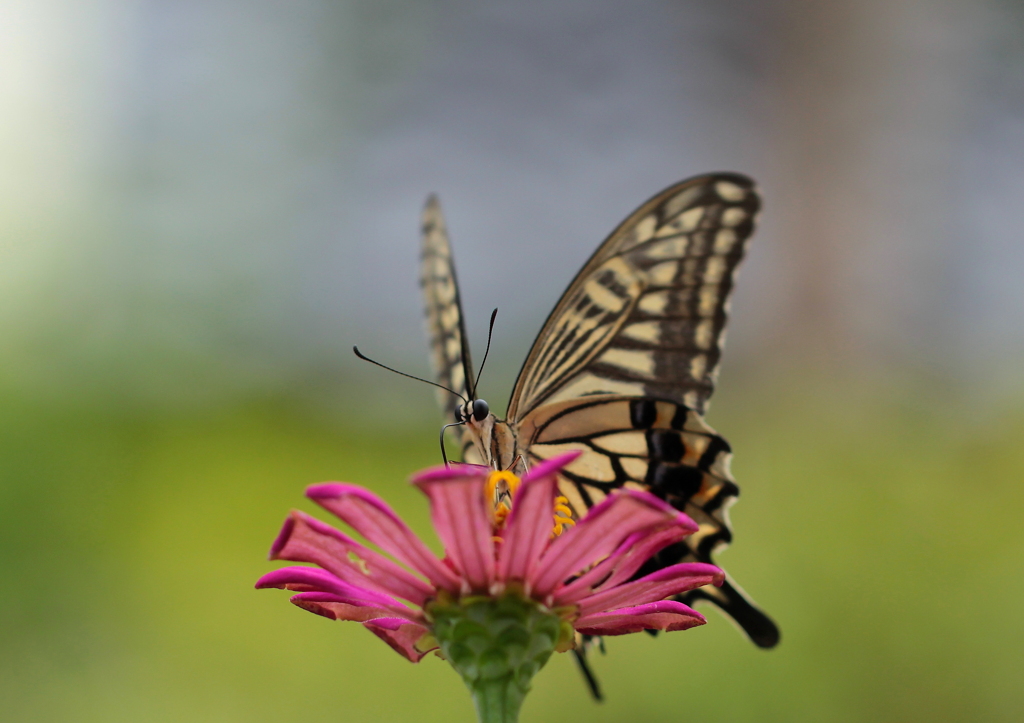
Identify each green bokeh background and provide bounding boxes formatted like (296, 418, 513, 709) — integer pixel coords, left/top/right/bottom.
(4, 1, 1024, 721)
(3, 379, 1021, 722)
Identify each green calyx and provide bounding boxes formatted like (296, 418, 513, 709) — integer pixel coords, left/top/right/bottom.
(428, 591, 572, 723)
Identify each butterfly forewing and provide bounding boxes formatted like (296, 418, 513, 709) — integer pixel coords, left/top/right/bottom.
(420, 195, 475, 421)
(507, 173, 759, 422)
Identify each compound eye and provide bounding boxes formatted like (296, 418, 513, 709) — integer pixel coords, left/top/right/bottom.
(472, 399, 490, 422)
(454, 407, 466, 423)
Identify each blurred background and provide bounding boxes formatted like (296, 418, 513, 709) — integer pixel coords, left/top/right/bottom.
(2, 1, 1023, 721)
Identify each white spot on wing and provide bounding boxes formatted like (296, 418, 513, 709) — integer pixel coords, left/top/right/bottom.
(703, 256, 727, 283)
(679, 206, 704, 232)
(557, 479, 588, 518)
(721, 208, 746, 227)
(620, 457, 649, 480)
(598, 347, 656, 377)
(624, 214, 658, 249)
(698, 285, 720, 316)
(450, 364, 466, 391)
(689, 354, 707, 380)
(659, 206, 703, 236)
(530, 400, 634, 444)
(593, 431, 649, 455)
(531, 441, 588, 460)
(683, 411, 716, 435)
(547, 374, 646, 405)
(621, 321, 661, 344)
(583, 278, 628, 313)
(715, 181, 745, 201)
(663, 186, 703, 218)
(681, 432, 710, 465)
(714, 229, 737, 254)
(646, 261, 678, 286)
(563, 449, 616, 482)
(440, 304, 460, 331)
(709, 450, 732, 479)
(694, 319, 714, 350)
(435, 277, 455, 303)
(638, 290, 670, 314)
(645, 237, 688, 259)
(534, 444, 618, 482)
(585, 487, 608, 505)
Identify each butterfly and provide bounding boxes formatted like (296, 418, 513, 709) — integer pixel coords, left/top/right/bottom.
(418, 172, 779, 695)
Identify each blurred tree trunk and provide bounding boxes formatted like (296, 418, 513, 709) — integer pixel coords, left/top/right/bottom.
(763, 0, 980, 370)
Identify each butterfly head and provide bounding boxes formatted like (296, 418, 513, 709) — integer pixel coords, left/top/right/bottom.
(455, 398, 490, 424)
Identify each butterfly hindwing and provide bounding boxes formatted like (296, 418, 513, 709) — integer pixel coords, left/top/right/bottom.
(420, 195, 475, 421)
(507, 173, 759, 422)
(519, 395, 735, 541)
(517, 393, 779, 648)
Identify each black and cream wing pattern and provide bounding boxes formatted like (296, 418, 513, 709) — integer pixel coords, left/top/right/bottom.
(509, 173, 779, 647)
(420, 195, 476, 421)
(418, 172, 778, 650)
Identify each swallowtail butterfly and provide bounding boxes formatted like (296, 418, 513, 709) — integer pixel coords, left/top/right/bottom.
(419, 173, 779, 691)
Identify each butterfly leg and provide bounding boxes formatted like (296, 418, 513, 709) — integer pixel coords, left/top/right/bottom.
(505, 453, 529, 477)
(572, 635, 605, 702)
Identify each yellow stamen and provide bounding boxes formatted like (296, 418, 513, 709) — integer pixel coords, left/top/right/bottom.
(486, 470, 521, 503)
(486, 470, 522, 527)
(551, 495, 576, 538)
(485, 471, 577, 537)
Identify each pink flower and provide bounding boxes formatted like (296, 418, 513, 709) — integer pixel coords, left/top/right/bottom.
(256, 451, 723, 663)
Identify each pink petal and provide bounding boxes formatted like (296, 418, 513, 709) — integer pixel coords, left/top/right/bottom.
(307, 483, 461, 593)
(592, 526, 695, 592)
(256, 566, 413, 618)
(412, 462, 490, 483)
(363, 619, 436, 663)
(287, 595, 433, 662)
(411, 466, 494, 593)
(288, 592, 418, 624)
(575, 600, 707, 636)
(271, 511, 435, 606)
(577, 562, 723, 616)
(497, 453, 581, 582)
(552, 526, 689, 606)
(531, 489, 696, 599)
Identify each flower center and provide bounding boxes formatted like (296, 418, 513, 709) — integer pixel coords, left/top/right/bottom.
(485, 470, 577, 538)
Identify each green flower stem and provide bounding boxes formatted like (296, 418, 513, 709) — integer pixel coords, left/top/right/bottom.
(428, 592, 570, 723)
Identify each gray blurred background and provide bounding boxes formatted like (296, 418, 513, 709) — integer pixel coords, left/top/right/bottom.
(3, 2, 1024, 722)
(6, 0, 1024, 412)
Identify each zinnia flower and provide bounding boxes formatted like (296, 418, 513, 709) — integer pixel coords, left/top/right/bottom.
(257, 451, 723, 722)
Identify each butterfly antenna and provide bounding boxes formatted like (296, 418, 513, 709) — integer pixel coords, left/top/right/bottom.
(473, 308, 498, 390)
(353, 346, 468, 403)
